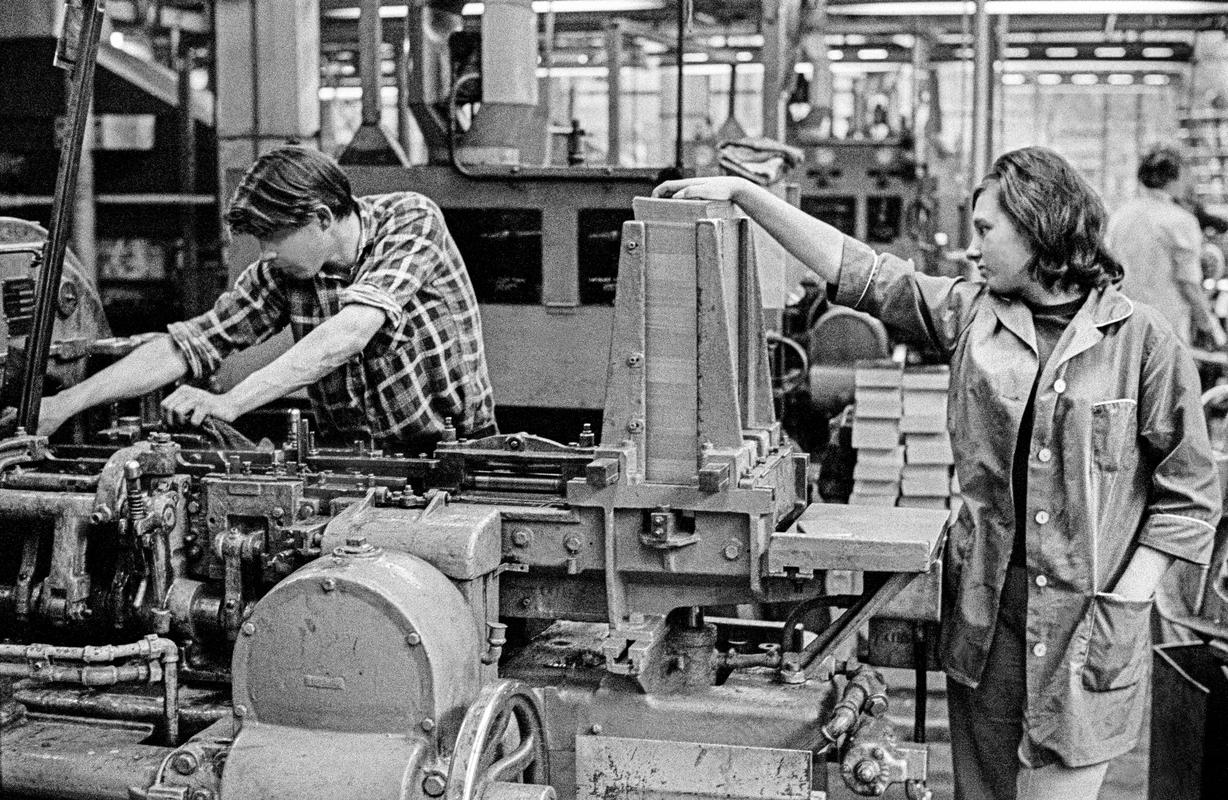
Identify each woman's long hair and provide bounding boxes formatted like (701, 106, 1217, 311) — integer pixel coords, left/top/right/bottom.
(973, 146, 1124, 291)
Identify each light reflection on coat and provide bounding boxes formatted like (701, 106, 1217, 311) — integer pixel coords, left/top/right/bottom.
(833, 237, 1220, 766)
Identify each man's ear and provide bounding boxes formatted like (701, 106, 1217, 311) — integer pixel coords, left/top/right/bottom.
(316, 206, 335, 231)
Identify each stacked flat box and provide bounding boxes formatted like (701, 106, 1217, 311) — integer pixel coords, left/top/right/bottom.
(850, 360, 903, 506)
(900, 365, 954, 509)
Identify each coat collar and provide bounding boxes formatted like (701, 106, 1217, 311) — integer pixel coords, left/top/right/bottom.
(989, 283, 1133, 363)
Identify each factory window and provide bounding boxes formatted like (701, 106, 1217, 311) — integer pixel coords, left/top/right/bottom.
(442, 208, 543, 305)
(577, 208, 634, 306)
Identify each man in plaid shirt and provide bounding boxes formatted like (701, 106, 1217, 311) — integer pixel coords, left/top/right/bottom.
(39, 145, 496, 450)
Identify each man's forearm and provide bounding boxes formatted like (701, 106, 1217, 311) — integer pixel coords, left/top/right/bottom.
(733, 183, 846, 285)
(223, 306, 383, 418)
(1178, 278, 1218, 334)
(56, 335, 189, 416)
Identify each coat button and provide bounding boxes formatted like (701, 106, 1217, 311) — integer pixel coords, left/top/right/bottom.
(1053, 378, 1067, 394)
(1037, 447, 1052, 463)
(1032, 642, 1048, 657)
(1034, 510, 1050, 525)
(1035, 574, 1048, 587)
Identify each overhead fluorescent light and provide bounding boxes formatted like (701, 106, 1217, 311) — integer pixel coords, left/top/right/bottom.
(682, 52, 709, 63)
(1094, 46, 1127, 58)
(1142, 47, 1176, 58)
(736, 51, 755, 62)
(828, 49, 845, 60)
(1143, 73, 1171, 85)
(708, 35, 727, 48)
(1045, 47, 1079, 58)
(844, 34, 868, 46)
(891, 34, 916, 48)
(326, 1, 668, 18)
(1106, 73, 1135, 85)
(727, 34, 765, 48)
(1005, 47, 1030, 59)
(1036, 73, 1062, 85)
(1001, 73, 1026, 85)
(858, 48, 890, 60)
(831, 2, 1227, 15)
(1071, 73, 1098, 85)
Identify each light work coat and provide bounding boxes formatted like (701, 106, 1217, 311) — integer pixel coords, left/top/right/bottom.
(832, 237, 1221, 766)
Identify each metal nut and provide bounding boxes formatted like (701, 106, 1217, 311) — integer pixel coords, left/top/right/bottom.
(170, 751, 199, 775)
(564, 535, 582, 555)
(421, 717, 435, 732)
(321, 578, 336, 592)
(723, 542, 741, 560)
(511, 528, 533, 548)
(422, 773, 447, 797)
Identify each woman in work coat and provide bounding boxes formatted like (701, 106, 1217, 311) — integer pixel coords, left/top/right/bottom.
(654, 146, 1221, 800)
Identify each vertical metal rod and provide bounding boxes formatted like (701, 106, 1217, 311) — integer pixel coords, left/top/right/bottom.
(359, 0, 383, 128)
(18, 0, 106, 434)
(674, 0, 685, 169)
(175, 28, 201, 317)
(606, 22, 623, 166)
(913, 621, 927, 744)
(968, 0, 991, 193)
(395, 18, 413, 156)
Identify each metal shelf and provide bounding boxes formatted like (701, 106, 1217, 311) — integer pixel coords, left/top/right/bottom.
(0, 193, 216, 209)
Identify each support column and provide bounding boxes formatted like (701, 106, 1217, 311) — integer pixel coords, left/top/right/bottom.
(968, 0, 991, 192)
(606, 22, 623, 166)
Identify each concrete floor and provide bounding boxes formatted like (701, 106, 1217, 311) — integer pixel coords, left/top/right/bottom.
(825, 669, 1149, 800)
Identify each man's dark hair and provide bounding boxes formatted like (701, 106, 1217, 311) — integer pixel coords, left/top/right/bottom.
(225, 145, 359, 238)
(973, 146, 1123, 292)
(1137, 145, 1183, 189)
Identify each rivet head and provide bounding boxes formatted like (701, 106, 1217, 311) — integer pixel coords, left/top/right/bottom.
(625, 240, 638, 251)
(321, 578, 336, 592)
(241, 622, 255, 636)
(421, 717, 435, 732)
(406, 632, 422, 646)
(723, 542, 741, 560)
(170, 751, 199, 775)
(511, 528, 533, 547)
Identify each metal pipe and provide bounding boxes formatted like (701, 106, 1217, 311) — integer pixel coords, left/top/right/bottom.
(606, 22, 623, 166)
(968, 0, 991, 191)
(818, 666, 888, 752)
(359, 0, 383, 128)
(17, 0, 106, 433)
(13, 687, 228, 728)
(674, 0, 685, 169)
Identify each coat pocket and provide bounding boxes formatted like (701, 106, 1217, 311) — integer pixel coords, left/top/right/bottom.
(1081, 591, 1153, 691)
(1090, 399, 1136, 473)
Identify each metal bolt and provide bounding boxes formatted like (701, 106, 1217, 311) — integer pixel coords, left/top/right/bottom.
(233, 704, 248, 717)
(590, 724, 603, 735)
(626, 353, 643, 367)
(321, 578, 336, 592)
(170, 751, 199, 775)
(854, 760, 881, 785)
(421, 717, 435, 732)
(406, 632, 421, 646)
(271, 506, 285, 521)
(422, 773, 447, 797)
(519, 597, 533, 609)
(511, 528, 533, 547)
(91, 504, 113, 525)
(723, 543, 741, 560)
(627, 419, 644, 433)
(298, 502, 313, 519)
(241, 622, 255, 636)
(564, 535, 582, 554)
(625, 240, 638, 251)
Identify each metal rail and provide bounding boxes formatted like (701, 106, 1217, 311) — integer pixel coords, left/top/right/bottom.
(17, 0, 107, 433)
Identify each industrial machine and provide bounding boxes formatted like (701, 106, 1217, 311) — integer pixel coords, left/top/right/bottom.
(0, 195, 945, 800)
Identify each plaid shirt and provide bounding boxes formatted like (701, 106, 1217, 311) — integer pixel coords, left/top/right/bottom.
(167, 193, 496, 446)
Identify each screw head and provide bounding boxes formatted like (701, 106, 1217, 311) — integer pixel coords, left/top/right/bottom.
(170, 751, 199, 775)
(321, 578, 336, 592)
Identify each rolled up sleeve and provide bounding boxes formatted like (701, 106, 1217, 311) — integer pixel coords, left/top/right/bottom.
(831, 235, 984, 355)
(1137, 330, 1221, 564)
(338, 200, 451, 340)
(166, 261, 289, 379)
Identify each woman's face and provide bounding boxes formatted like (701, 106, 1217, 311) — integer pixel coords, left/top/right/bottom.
(966, 182, 1036, 297)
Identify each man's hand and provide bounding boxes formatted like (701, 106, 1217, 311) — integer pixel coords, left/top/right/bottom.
(652, 176, 752, 202)
(161, 385, 238, 427)
(37, 395, 74, 437)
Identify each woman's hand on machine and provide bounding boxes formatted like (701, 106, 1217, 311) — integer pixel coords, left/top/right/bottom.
(652, 176, 752, 203)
